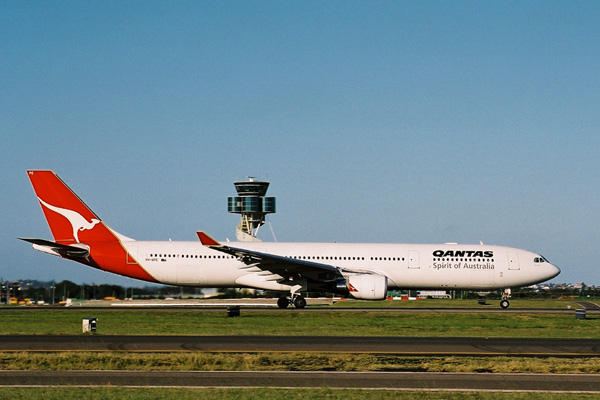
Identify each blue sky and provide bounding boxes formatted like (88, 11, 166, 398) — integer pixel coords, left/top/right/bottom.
(1, 1, 598, 286)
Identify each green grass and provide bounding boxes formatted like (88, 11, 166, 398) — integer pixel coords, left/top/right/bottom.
(0, 388, 598, 400)
(2, 307, 598, 375)
(331, 298, 589, 309)
(1, 306, 598, 397)
(1, 352, 599, 374)
(0, 308, 597, 338)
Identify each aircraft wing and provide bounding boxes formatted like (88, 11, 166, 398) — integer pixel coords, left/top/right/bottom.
(196, 232, 342, 282)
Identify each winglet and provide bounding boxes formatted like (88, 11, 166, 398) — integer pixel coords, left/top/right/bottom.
(197, 231, 222, 247)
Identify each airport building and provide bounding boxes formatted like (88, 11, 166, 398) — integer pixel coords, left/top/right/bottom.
(228, 178, 275, 242)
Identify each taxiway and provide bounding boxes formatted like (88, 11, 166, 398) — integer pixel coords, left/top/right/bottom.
(1, 335, 599, 356)
(1, 370, 600, 392)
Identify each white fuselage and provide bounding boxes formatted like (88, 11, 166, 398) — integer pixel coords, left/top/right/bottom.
(122, 241, 560, 290)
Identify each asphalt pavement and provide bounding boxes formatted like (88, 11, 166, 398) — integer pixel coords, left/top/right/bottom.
(1, 335, 599, 356)
(1, 370, 600, 392)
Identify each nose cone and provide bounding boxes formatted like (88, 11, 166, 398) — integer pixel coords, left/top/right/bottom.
(547, 263, 561, 280)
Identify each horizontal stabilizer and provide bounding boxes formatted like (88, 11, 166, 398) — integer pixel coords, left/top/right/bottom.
(19, 238, 90, 257)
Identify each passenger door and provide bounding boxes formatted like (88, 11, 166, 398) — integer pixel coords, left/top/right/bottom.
(408, 250, 420, 269)
(508, 251, 520, 270)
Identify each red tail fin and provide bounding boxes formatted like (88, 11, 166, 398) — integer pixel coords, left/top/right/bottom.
(26, 170, 118, 244)
(26, 170, 156, 282)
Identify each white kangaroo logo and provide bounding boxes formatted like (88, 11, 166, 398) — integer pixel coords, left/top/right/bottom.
(38, 197, 100, 242)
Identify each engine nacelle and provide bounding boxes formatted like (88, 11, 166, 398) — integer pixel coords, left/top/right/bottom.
(344, 274, 388, 300)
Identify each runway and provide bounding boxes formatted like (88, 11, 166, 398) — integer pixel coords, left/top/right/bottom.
(1, 335, 599, 356)
(4, 305, 599, 315)
(1, 370, 600, 392)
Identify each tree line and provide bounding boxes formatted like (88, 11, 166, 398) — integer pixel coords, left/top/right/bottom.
(0, 280, 204, 304)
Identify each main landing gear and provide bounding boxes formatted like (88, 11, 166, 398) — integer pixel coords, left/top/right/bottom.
(277, 294, 307, 309)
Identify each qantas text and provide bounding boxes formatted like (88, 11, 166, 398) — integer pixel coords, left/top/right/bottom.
(432, 250, 493, 258)
(432, 250, 495, 271)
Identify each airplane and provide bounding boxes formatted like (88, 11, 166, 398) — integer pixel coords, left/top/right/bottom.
(20, 170, 560, 309)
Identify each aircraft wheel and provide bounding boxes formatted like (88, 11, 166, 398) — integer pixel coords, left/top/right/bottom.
(500, 299, 510, 309)
(277, 297, 289, 309)
(293, 295, 307, 309)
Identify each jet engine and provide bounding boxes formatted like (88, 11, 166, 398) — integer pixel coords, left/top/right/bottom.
(335, 274, 388, 300)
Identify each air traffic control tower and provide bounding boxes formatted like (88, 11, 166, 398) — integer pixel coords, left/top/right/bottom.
(228, 178, 276, 242)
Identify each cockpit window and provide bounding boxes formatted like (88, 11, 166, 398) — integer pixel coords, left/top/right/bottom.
(534, 256, 549, 264)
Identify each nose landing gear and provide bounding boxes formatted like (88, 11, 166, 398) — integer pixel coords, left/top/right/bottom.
(500, 289, 511, 309)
